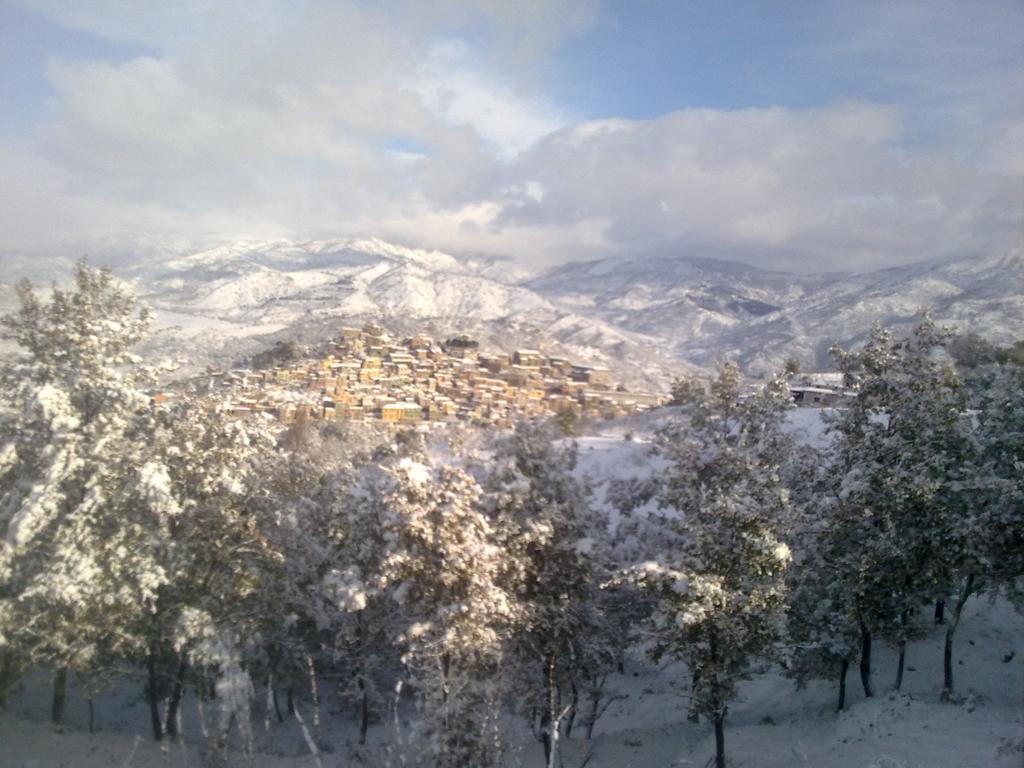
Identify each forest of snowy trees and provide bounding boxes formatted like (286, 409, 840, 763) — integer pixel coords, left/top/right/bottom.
(1, 264, 1022, 768)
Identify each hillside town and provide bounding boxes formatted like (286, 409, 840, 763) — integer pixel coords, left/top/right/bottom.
(199, 324, 667, 427)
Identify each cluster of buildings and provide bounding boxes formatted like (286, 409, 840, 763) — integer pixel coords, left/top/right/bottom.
(207, 324, 665, 427)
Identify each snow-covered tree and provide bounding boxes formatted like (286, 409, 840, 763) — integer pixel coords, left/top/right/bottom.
(784, 501, 862, 711)
(827, 316, 976, 696)
(0, 263, 155, 720)
(255, 419, 397, 747)
(119, 396, 277, 740)
(486, 420, 616, 767)
(976, 362, 1024, 598)
(359, 453, 517, 768)
(782, 426, 869, 711)
(627, 362, 793, 768)
(952, 361, 1024, 703)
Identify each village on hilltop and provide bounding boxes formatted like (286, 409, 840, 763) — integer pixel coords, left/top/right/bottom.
(196, 324, 667, 427)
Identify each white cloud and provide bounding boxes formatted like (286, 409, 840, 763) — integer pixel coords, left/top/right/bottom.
(2, 0, 589, 254)
(2, 0, 1020, 274)
(493, 103, 1024, 270)
(409, 40, 570, 161)
(22, 0, 246, 47)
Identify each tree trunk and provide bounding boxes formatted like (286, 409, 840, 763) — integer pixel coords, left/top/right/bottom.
(441, 652, 451, 706)
(687, 667, 700, 724)
(837, 657, 849, 713)
(305, 651, 321, 736)
(146, 648, 163, 741)
(895, 610, 909, 691)
(859, 621, 873, 698)
(287, 687, 295, 717)
(293, 703, 324, 768)
(942, 574, 976, 702)
(895, 641, 906, 691)
(88, 697, 95, 733)
(585, 678, 600, 741)
(540, 652, 555, 767)
(565, 676, 578, 738)
(164, 654, 188, 738)
(0, 652, 16, 710)
(709, 630, 726, 768)
(355, 610, 370, 745)
(713, 713, 726, 768)
(358, 675, 370, 745)
(934, 598, 945, 625)
(272, 687, 283, 724)
(440, 651, 452, 766)
(51, 667, 67, 725)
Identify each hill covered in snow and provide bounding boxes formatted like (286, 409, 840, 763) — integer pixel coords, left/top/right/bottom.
(3, 238, 1021, 385)
(122, 238, 683, 389)
(527, 248, 1024, 376)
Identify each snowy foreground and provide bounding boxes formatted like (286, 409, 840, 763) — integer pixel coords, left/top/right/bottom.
(3, 553, 1022, 768)
(3, 419, 1022, 768)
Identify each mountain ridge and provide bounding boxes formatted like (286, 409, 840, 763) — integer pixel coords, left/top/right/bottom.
(2, 238, 1020, 388)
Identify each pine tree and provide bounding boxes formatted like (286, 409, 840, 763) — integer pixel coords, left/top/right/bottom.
(627, 363, 793, 768)
(120, 396, 277, 740)
(977, 362, 1024, 598)
(486, 420, 616, 767)
(260, 420, 397, 746)
(361, 453, 517, 767)
(0, 262, 156, 719)
(827, 316, 976, 696)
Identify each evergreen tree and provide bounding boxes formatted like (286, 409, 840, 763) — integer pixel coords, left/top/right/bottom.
(487, 420, 616, 767)
(0, 263, 155, 720)
(784, 492, 862, 711)
(362, 454, 517, 767)
(122, 397, 277, 740)
(627, 362, 793, 768)
(299, 424, 398, 746)
(827, 317, 975, 696)
(977, 362, 1024, 599)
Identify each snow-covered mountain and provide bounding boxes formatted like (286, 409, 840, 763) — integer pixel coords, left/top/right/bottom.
(526, 248, 1024, 376)
(115, 238, 683, 389)
(3, 237, 1021, 387)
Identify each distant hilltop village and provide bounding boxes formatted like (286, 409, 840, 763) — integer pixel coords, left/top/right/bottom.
(197, 323, 666, 427)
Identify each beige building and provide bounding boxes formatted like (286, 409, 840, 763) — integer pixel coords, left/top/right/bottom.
(381, 402, 423, 422)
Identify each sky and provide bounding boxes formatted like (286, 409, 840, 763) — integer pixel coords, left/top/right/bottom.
(0, 0, 1022, 272)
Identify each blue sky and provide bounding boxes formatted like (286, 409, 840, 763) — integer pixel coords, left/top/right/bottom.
(1, 0, 1021, 271)
(551, 2, 829, 116)
(0, 5, 147, 137)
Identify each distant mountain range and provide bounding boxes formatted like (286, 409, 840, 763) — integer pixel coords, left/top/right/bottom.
(2, 238, 1021, 389)
(526, 247, 1024, 377)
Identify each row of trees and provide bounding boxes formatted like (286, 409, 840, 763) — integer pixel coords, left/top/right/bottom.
(1, 264, 1021, 768)
(785, 321, 1023, 712)
(638, 321, 1023, 767)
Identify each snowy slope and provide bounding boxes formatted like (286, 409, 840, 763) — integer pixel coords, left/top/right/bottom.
(142, 238, 555, 327)
(4, 238, 1021, 385)
(526, 248, 1024, 375)
(122, 238, 687, 388)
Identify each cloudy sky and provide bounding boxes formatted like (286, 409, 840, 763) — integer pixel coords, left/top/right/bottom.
(1, 0, 1022, 272)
